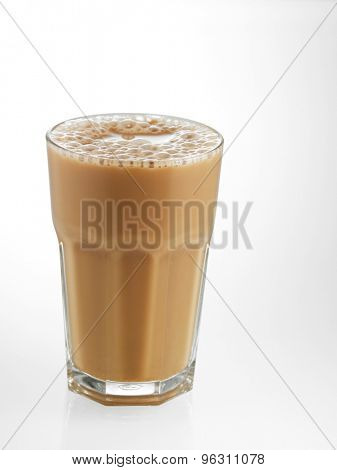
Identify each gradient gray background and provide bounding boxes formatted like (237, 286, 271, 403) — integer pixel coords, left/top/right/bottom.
(0, 0, 336, 449)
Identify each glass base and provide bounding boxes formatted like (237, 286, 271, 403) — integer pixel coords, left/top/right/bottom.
(67, 361, 195, 406)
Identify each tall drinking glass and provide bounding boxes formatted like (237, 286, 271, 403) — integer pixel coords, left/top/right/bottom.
(47, 113, 223, 405)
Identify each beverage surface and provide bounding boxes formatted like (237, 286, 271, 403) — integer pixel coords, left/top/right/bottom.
(47, 113, 222, 167)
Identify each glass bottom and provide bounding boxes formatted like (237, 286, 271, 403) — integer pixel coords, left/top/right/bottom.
(67, 361, 195, 406)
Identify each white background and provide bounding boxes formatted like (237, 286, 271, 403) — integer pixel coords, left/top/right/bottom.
(0, 0, 337, 451)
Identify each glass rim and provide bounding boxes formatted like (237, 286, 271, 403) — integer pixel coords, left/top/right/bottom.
(46, 112, 224, 164)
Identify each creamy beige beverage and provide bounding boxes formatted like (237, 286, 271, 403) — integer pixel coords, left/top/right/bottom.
(47, 114, 223, 405)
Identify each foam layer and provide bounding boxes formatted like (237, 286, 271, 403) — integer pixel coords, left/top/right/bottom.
(47, 114, 223, 167)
